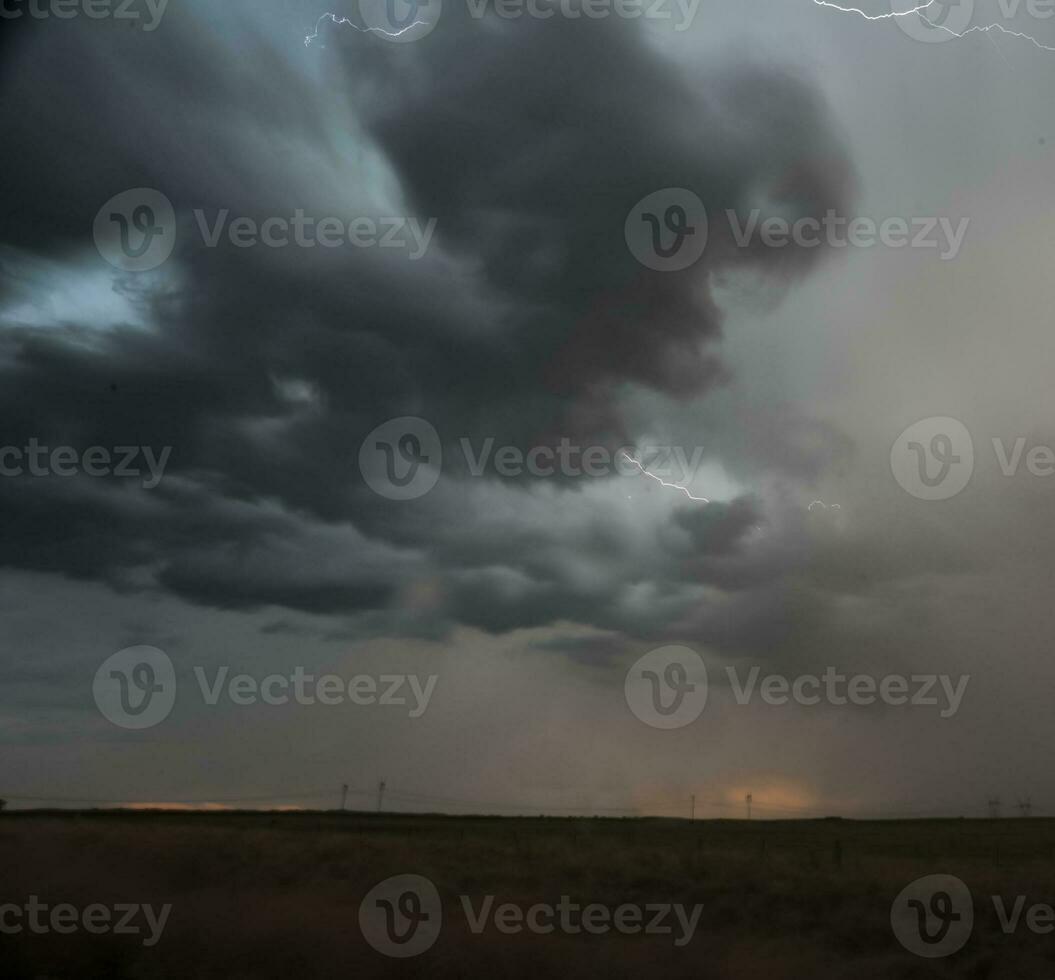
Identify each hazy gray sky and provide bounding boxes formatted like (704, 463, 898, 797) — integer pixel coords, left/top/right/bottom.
(2, 0, 1054, 818)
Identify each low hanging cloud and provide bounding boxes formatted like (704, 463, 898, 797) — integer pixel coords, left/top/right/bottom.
(0, 1, 859, 654)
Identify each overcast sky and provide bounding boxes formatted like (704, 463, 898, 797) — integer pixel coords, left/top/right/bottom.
(2, 0, 1054, 818)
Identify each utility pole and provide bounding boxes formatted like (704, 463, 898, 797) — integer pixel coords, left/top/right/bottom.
(341, 783, 348, 812)
(1018, 797, 1033, 818)
(690, 794, 695, 820)
(745, 793, 752, 821)
(987, 796, 1000, 819)
(377, 779, 386, 813)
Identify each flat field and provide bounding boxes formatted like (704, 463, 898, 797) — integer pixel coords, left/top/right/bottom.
(1, 811, 1053, 978)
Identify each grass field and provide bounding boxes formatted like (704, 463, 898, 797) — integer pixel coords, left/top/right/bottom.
(2, 810, 1054, 978)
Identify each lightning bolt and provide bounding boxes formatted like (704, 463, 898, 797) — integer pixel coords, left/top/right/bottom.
(621, 452, 710, 503)
(304, 12, 428, 46)
(812, 1, 1055, 52)
(620, 453, 850, 522)
(812, 0, 935, 19)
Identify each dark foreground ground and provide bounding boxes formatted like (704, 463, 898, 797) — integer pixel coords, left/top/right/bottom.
(2, 809, 1055, 978)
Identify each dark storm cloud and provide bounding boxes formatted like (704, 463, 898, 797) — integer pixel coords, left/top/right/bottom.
(672, 497, 760, 556)
(0, 1, 857, 647)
